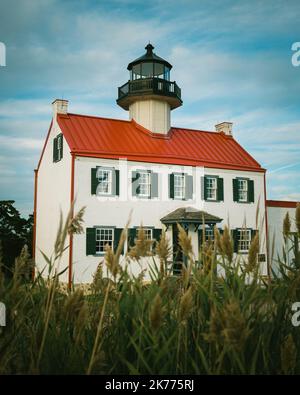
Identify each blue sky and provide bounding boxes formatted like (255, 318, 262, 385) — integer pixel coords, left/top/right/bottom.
(0, 0, 299, 217)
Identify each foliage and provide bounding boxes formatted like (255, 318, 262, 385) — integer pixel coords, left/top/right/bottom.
(0, 200, 33, 276)
(0, 206, 300, 374)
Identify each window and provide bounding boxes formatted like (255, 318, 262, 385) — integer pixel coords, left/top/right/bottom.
(97, 168, 112, 195)
(136, 228, 153, 240)
(136, 228, 153, 251)
(205, 228, 214, 241)
(174, 174, 185, 199)
(53, 134, 63, 162)
(206, 177, 217, 200)
(139, 172, 151, 197)
(95, 228, 114, 254)
(238, 179, 248, 202)
(57, 135, 62, 161)
(233, 178, 254, 203)
(237, 229, 251, 252)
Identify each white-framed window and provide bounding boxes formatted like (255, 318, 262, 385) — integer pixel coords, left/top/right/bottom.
(237, 229, 251, 252)
(206, 177, 217, 200)
(139, 171, 151, 197)
(97, 169, 112, 195)
(57, 135, 63, 161)
(205, 227, 214, 241)
(174, 174, 185, 199)
(238, 179, 248, 202)
(136, 228, 153, 240)
(136, 228, 153, 252)
(96, 228, 114, 254)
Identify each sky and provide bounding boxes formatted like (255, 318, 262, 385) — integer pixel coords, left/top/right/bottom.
(0, 0, 299, 217)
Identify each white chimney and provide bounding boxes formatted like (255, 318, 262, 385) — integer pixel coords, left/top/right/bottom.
(215, 122, 233, 136)
(52, 99, 69, 119)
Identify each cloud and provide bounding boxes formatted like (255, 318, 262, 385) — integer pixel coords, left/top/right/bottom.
(0, 0, 299, 215)
(0, 135, 43, 150)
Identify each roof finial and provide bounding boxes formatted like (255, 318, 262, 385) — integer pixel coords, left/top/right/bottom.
(145, 42, 154, 55)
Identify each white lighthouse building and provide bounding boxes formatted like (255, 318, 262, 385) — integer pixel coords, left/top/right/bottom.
(33, 44, 298, 285)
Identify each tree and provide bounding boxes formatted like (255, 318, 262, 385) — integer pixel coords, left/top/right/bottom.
(0, 200, 33, 276)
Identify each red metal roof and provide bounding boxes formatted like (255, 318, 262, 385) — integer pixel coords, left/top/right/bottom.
(57, 113, 264, 172)
(266, 200, 298, 208)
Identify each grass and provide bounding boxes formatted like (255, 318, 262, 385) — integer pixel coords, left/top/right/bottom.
(0, 205, 300, 374)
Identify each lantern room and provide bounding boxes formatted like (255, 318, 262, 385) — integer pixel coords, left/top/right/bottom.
(117, 44, 182, 112)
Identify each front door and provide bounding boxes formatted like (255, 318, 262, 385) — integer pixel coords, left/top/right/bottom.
(172, 224, 184, 274)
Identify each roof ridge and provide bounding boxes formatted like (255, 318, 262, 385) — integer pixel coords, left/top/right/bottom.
(65, 113, 131, 123)
(171, 126, 218, 134)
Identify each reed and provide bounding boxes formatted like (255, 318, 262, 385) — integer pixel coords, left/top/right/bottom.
(0, 208, 300, 374)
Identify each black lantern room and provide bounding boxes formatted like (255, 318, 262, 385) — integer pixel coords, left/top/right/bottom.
(117, 44, 182, 111)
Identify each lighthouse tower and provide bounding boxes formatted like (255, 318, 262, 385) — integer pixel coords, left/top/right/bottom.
(117, 43, 182, 134)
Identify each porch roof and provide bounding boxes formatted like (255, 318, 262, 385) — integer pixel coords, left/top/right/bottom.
(160, 207, 222, 225)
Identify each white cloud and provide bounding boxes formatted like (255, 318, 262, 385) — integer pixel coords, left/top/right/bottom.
(0, 135, 43, 150)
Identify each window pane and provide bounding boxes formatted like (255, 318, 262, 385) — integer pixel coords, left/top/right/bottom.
(164, 66, 170, 80)
(154, 62, 164, 78)
(141, 62, 153, 78)
(138, 172, 151, 197)
(97, 169, 112, 194)
(132, 64, 141, 79)
(238, 179, 248, 202)
(96, 228, 113, 253)
(174, 174, 185, 199)
(238, 229, 251, 252)
(206, 177, 217, 200)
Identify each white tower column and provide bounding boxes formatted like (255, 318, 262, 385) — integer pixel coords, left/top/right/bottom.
(129, 99, 170, 134)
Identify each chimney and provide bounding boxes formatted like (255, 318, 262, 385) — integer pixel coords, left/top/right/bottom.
(52, 99, 68, 119)
(215, 122, 233, 136)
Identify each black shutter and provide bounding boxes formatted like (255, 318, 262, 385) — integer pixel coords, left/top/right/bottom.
(86, 228, 96, 255)
(251, 229, 257, 240)
(112, 169, 120, 196)
(233, 179, 239, 202)
(53, 137, 58, 162)
(248, 180, 254, 203)
(132, 171, 140, 196)
(201, 177, 205, 200)
(127, 228, 136, 249)
(217, 177, 224, 201)
(169, 173, 174, 199)
(232, 229, 239, 253)
(198, 228, 204, 249)
(153, 228, 162, 244)
(151, 172, 158, 198)
(185, 175, 193, 200)
(204, 176, 208, 200)
(60, 134, 63, 160)
(58, 134, 63, 161)
(114, 228, 124, 254)
(91, 168, 98, 195)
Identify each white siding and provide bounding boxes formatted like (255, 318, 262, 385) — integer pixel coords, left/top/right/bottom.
(72, 156, 268, 283)
(267, 205, 297, 274)
(35, 119, 71, 282)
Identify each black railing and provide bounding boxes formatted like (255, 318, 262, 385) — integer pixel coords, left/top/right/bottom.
(118, 78, 181, 101)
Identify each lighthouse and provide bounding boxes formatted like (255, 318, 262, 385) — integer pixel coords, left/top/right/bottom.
(117, 43, 182, 134)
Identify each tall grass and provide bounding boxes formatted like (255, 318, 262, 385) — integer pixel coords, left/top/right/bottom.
(0, 205, 300, 374)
